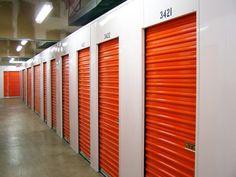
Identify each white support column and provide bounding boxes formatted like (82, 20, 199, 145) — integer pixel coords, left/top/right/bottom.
(40, 62, 44, 121)
(20, 70, 23, 99)
(57, 56, 63, 138)
(31, 65, 34, 111)
(90, 22, 99, 172)
(26, 69, 28, 105)
(47, 60, 52, 128)
(69, 51, 79, 153)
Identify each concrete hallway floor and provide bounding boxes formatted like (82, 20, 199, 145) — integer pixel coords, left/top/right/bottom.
(0, 98, 102, 177)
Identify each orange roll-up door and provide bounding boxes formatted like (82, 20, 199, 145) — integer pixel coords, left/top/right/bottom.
(51, 59, 56, 129)
(27, 68, 32, 107)
(99, 38, 119, 177)
(34, 65, 40, 114)
(11, 71, 20, 96)
(43, 62, 47, 122)
(24, 70, 27, 102)
(62, 55, 70, 142)
(4, 72, 9, 97)
(145, 13, 196, 177)
(4, 71, 20, 97)
(78, 48, 90, 159)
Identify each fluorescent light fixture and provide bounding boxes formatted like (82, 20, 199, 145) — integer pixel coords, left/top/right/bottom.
(9, 58, 25, 64)
(21, 40, 28, 46)
(9, 58, 14, 63)
(16, 45, 23, 52)
(35, 2, 53, 24)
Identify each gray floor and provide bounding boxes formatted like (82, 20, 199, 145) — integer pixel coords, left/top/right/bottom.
(0, 98, 102, 177)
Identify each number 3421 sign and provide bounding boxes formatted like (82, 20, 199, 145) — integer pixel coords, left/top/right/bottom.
(160, 8, 173, 19)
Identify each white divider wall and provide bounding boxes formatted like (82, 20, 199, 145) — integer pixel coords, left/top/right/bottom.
(198, 0, 236, 176)
(0, 67, 4, 98)
(20, 71, 23, 99)
(57, 55, 63, 137)
(31, 65, 34, 111)
(25, 66, 28, 105)
(40, 61, 44, 121)
(46, 59, 52, 128)
(68, 49, 79, 152)
(90, 24, 99, 171)
(118, 1, 143, 176)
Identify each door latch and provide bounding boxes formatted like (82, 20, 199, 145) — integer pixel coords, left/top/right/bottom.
(185, 142, 195, 152)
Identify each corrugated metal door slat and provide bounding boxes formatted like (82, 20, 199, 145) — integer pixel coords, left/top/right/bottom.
(34, 65, 40, 114)
(78, 48, 90, 159)
(99, 38, 119, 177)
(51, 59, 56, 129)
(24, 70, 27, 102)
(43, 63, 47, 122)
(62, 55, 70, 142)
(145, 13, 196, 177)
(27, 68, 32, 107)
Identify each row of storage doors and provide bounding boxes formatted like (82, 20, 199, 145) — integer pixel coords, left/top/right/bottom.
(23, 13, 196, 177)
(23, 65, 40, 113)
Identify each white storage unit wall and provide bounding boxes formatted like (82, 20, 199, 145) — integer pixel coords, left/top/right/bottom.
(21, 0, 236, 177)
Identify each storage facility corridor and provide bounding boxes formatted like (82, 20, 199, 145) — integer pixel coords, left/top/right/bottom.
(0, 0, 236, 177)
(0, 98, 101, 177)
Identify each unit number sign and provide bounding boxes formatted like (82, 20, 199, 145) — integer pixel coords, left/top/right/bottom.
(104, 32, 111, 39)
(160, 8, 173, 19)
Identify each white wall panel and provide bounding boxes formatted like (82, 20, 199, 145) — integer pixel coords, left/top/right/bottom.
(40, 62, 44, 121)
(31, 65, 34, 111)
(47, 60, 52, 128)
(68, 51, 79, 152)
(118, 2, 144, 177)
(57, 56, 63, 137)
(198, 0, 236, 176)
(20, 71, 23, 99)
(0, 67, 3, 99)
(25, 68, 28, 105)
(90, 23, 99, 171)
